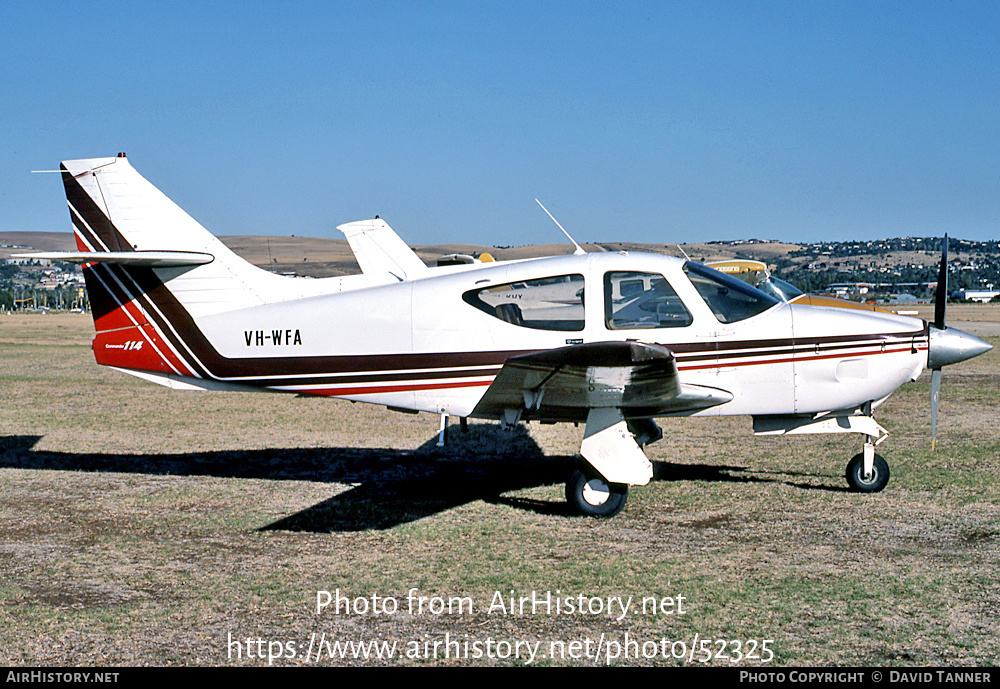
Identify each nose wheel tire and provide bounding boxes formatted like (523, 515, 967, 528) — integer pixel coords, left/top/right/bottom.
(845, 453, 890, 493)
(566, 468, 628, 517)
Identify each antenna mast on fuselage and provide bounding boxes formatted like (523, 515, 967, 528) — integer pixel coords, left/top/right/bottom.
(535, 199, 586, 255)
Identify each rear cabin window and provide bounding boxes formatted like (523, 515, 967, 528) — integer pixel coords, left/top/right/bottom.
(604, 271, 693, 329)
(683, 261, 779, 323)
(463, 274, 585, 331)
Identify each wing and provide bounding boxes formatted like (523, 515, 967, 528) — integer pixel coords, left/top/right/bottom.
(472, 340, 732, 421)
(472, 340, 732, 486)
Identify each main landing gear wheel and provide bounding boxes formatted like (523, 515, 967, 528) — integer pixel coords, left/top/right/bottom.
(566, 468, 628, 517)
(845, 453, 890, 493)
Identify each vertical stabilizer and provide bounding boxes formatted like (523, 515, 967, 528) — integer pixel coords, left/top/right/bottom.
(61, 155, 282, 317)
(60, 155, 301, 378)
(337, 218, 428, 280)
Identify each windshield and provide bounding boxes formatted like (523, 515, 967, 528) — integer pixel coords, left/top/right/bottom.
(683, 262, 780, 323)
(756, 276, 805, 303)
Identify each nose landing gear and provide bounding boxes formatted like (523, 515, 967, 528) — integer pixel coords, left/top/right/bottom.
(845, 452, 890, 493)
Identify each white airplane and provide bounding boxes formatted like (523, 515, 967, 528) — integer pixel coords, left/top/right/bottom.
(20, 154, 993, 517)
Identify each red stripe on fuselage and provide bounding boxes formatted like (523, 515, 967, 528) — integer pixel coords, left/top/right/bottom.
(677, 344, 927, 372)
(84, 263, 195, 377)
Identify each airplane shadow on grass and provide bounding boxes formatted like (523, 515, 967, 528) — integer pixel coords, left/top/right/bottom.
(0, 425, 842, 532)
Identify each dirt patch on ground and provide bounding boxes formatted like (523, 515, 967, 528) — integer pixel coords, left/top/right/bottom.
(2, 314, 998, 666)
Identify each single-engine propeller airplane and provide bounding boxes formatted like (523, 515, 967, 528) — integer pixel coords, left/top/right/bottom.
(20, 154, 993, 517)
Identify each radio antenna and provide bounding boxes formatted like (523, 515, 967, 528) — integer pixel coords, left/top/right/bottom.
(535, 199, 586, 255)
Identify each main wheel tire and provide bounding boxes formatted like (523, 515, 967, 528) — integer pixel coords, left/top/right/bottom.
(845, 453, 890, 493)
(566, 468, 628, 517)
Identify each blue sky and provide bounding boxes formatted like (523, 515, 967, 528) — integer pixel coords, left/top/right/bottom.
(2, 1, 998, 246)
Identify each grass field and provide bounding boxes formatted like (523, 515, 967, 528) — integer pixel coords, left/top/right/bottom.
(1, 310, 998, 666)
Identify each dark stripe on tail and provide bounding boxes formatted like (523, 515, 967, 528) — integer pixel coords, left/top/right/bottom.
(61, 165, 125, 251)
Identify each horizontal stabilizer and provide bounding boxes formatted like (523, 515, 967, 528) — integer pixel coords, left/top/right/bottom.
(14, 251, 214, 267)
(109, 367, 260, 391)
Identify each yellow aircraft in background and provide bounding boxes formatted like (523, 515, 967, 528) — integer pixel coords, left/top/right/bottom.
(707, 259, 893, 313)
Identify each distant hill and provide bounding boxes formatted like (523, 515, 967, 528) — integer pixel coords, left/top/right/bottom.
(0, 232, 78, 253)
(3, 232, 997, 292)
(0, 231, 803, 278)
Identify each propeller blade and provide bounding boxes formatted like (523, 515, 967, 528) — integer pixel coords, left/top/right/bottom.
(930, 367, 942, 451)
(926, 236, 993, 449)
(934, 234, 949, 330)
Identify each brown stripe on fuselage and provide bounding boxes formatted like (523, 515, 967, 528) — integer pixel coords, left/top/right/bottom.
(62, 164, 929, 387)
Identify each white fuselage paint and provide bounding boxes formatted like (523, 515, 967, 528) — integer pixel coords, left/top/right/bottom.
(190, 251, 928, 419)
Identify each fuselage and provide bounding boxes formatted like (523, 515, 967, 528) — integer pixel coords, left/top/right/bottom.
(169, 251, 929, 419)
(51, 154, 930, 423)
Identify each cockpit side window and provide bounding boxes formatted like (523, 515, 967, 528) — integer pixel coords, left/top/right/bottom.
(604, 271, 693, 329)
(463, 274, 585, 331)
(683, 262, 779, 323)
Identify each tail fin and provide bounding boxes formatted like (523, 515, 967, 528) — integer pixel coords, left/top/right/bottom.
(58, 154, 296, 378)
(61, 154, 286, 313)
(337, 218, 427, 280)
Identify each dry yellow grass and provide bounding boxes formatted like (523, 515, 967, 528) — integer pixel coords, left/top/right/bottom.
(1, 312, 998, 666)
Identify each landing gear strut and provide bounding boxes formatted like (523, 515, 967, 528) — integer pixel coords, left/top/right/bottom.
(566, 467, 628, 518)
